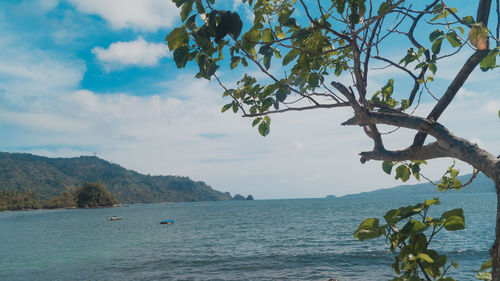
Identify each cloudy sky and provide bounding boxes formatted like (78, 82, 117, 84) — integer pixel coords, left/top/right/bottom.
(1, 0, 499, 199)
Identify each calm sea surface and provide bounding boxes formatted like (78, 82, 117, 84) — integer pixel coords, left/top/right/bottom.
(0, 193, 495, 280)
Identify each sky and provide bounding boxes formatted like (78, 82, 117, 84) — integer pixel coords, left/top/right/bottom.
(0, 0, 499, 199)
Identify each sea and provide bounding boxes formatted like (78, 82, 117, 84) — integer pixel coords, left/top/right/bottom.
(0, 193, 495, 280)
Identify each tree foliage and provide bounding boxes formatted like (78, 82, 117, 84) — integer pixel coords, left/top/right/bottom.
(166, 0, 500, 279)
(0, 190, 40, 211)
(75, 182, 116, 208)
(355, 198, 464, 280)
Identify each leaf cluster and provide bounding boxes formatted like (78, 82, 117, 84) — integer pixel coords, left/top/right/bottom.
(382, 160, 426, 182)
(355, 198, 464, 280)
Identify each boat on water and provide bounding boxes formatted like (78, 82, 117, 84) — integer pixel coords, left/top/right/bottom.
(108, 216, 122, 221)
(160, 220, 174, 224)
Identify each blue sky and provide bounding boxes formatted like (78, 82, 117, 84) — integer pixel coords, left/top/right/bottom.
(0, 0, 499, 199)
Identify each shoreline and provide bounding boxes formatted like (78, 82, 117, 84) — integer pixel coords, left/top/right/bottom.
(0, 204, 121, 213)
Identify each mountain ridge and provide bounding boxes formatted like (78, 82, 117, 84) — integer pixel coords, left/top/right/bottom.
(0, 151, 232, 203)
(342, 172, 494, 198)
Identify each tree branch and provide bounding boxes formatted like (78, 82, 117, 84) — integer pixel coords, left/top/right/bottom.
(242, 102, 349, 117)
(342, 109, 499, 177)
(412, 49, 490, 146)
(358, 142, 448, 163)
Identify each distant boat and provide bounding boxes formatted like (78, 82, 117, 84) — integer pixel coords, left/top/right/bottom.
(108, 216, 122, 221)
(160, 220, 174, 224)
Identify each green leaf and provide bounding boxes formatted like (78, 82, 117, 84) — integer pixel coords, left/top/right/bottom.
(424, 198, 440, 207)
(232, 102, 239, 113)
(165, 27, 189, 51)
(430, 10, 450, 22)
(258, 121, 270, 136)
(445, 31, 462, 47)
(462, 15, 475, 25)
(382, 161, 393, 175)
(395, 165, 411, 182)
(230, 56, 241, 69)
(283, 49, 299, 66)
(195, 0, 205, 14)
(417, 253, 434, 263)
(180, 1, 193, 22)
(479, 259, 492, 272)
(432, 37, 444, 54)
(441, 208, 465, 231)
(276, 87, 289, 102)
(429, 30, 444, 42)
(402, 219, 427, 233)
(185, 14, 197, 31)
(173, 46, 189, 68)
(480, 48, 499, 71)
(428, 62, 437, 74)
(354, 218, 384, 241)
(356, 218, 379, 230)
(263, 54, 272, 70)
(276, 30, 286, 40)
(223, 12, 243, 39)
(262, 29, 274, 43)
(378, 2, 392, 15)
(194, 29, 213, 51)
(252, 117, 262, 127)
(413, 233, 427, 253)
(221, 103, 232, 113)
(307, 73, 319, 88)
(244, 28, 261, 43)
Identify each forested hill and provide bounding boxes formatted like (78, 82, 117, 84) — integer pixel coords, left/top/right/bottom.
(0, 152, 232, 203)
(343, 173, 494, 198)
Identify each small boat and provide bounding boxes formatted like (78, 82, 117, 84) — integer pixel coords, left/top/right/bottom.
(108, 216, 122, 221)
(160, 220, 175, 224)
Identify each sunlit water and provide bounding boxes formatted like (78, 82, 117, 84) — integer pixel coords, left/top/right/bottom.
(0, 193, 494, 280)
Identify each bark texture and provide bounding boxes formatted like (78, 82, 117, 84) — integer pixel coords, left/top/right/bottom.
(494, 181, 500, 281)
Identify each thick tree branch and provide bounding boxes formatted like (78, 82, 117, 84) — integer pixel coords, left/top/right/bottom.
(359, 141, 448, 163)
(343, 109, 499, 178)
(412, 49, 490, 146)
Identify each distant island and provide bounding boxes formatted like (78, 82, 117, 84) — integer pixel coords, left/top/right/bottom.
(233, 194, 254, 200)
(342, 172, 494, 198)
(0, 151, 233, 211)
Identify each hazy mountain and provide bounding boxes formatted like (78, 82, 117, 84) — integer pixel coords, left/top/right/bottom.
(343, 172, 494, 198)
(0, 152, 232, 203)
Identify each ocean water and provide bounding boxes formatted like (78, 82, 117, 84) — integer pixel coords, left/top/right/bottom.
(0, 193, 495, 280)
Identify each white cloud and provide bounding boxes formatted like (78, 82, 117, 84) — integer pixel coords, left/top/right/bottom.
(67, 0, 178, 31)
(0, 47, 85, 101)
(92, 37, 169, 69)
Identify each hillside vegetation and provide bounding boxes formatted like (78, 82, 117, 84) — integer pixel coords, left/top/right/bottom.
(0, 152, 232, 203)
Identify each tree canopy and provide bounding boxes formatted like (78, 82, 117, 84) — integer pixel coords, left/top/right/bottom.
(166, 0, 500, 280)
(75, 182, 116, 208)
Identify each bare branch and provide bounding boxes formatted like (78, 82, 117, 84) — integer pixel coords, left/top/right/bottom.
(373, 55, 417, 80)
(420, 168, 480, 189)
(242, 102, 349, 117)
(214, 74, 248, 116)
